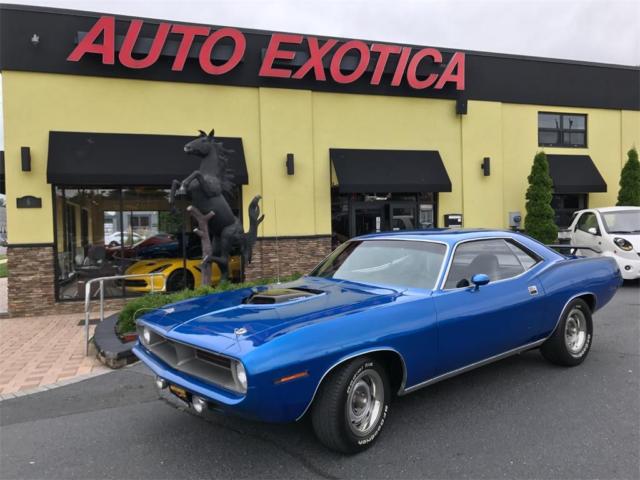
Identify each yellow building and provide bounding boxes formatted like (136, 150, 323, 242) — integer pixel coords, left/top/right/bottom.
(1, 5, 638, 316)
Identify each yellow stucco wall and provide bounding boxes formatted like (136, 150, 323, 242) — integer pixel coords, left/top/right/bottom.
(2, 70, 639, 244)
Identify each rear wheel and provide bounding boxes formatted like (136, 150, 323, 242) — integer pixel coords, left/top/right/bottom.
(311, 356, 390, 454)
(541, 298, 593, 366)
(165, 269, 194, 292)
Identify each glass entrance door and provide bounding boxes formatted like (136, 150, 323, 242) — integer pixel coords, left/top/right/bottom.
(351, 202, 386, 237)
(390, 202, 417, 231)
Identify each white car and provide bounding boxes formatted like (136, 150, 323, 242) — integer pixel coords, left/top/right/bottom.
(568, 207, 640, 280)
(104, 231, 144, 247)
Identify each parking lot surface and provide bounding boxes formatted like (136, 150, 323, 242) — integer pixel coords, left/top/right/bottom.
(1, 283, 638, 479)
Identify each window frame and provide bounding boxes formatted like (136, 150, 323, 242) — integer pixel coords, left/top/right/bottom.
(575, 211, 600, 234)
(440, 237, 543, 291)
(310, 238, 450, 291)
(538, 112, 588, 148)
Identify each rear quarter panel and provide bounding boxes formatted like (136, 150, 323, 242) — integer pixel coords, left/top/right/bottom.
(537, 256, 621, 335)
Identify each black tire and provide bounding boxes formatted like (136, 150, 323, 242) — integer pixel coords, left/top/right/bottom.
(311, 356, 391, 454)
(541, 298, 593, 366)
(165, 269, 194, 292)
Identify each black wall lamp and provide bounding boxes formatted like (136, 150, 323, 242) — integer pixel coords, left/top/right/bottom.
(481, 157, 491, 176)
(286, 153, 295, 175)
(456, 98, 467, 115)
(21, 146, 31, 171)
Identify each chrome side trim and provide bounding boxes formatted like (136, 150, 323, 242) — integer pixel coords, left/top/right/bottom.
(399, 338, 545, 395)
(295, 347, 408, 421)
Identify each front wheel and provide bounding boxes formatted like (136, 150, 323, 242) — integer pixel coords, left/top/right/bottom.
(311, 356, 390, 454)
(541, 298, 593, 366)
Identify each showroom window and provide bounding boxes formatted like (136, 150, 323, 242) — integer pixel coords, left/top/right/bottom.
(538, 112, 587, 147)
(53, 186, 241, 301)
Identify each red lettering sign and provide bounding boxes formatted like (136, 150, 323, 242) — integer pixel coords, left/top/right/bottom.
(258, 33, 303, 78)
(67, 16, 466, 91)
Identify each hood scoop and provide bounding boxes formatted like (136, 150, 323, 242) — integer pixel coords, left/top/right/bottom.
(243, 287, 322, 305)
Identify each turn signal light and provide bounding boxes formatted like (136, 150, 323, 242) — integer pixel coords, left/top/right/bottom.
(275, 371, 309, 384)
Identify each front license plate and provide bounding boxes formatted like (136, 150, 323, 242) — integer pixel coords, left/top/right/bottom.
(169, 384, 189, 401)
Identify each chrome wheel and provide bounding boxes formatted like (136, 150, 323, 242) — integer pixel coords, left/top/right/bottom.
(564, 308, 588, 355)
(346, 369, 384, 437)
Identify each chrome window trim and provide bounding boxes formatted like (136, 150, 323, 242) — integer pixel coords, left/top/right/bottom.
(310, 238, 450, 291)
(438, 236, 543, 291)
(295, 347, 408, 422)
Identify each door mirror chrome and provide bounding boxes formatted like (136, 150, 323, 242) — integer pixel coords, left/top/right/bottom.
(587, 227, 599, 235)
(471, 273, 490, 290)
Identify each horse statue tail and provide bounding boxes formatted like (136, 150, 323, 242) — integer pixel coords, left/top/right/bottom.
(244, 195, 264, 264)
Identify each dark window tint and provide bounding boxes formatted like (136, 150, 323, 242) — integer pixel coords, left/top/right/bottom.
(538, 112, 587, 148)
(576, 212, 599, 233)
(444, 239, 529, 289)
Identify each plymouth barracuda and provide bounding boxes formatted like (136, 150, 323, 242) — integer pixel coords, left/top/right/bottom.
(133, 229, 622, 453)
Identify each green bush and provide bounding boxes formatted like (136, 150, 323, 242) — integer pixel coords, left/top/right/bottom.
(117, 273, 301, 334)
(617, 147, 640, 206)
(524, 151, 558, 244)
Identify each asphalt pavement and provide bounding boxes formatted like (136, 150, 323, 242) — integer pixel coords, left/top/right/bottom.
(1, 282, 638, 479)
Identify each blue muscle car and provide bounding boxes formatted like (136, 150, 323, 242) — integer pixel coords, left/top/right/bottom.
(133, 229, 622, 453)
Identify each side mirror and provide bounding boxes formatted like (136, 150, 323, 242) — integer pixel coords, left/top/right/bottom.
(471, 273, 490, 291)
(587, 227, 599, 236)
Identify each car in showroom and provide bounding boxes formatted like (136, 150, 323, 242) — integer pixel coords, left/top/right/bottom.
(124, 255, 242, 293)
(133, 229, 622, 453)
(568, 206, 640, 280)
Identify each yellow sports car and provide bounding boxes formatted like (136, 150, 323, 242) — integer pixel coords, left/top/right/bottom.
(124, 256, 242, 293)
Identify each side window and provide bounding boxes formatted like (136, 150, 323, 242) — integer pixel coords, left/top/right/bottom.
(444, 239, 527, 289)
(576, 213, 598, 233)
(505, 240, 540, 271)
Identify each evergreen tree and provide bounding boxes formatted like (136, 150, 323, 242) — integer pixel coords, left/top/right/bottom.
(616, 147, 640, 206)
(524, 152, 557, 243)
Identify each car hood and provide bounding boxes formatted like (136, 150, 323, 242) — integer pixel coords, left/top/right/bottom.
(139, 276, 405, 354)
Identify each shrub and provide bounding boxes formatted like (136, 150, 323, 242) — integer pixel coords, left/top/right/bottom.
(117, 274, 301, 334)
(524, 151, 558, 244)
(617, 147, 640, 206)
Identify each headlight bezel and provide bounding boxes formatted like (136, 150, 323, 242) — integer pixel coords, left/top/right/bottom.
(613, 237, 633, 251)
(232, 361, 248, 394)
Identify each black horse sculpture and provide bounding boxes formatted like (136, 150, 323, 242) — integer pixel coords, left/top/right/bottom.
(170, 129, 263, 283)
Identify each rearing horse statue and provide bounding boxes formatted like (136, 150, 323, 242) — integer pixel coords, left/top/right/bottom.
(170, 129, 263, 283)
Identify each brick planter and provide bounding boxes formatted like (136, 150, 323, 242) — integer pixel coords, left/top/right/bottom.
(7, 236, 331, 317)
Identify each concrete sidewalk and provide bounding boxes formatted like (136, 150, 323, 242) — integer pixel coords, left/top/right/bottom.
(0, 311, 117, 398)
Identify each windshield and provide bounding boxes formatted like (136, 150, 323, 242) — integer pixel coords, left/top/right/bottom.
(601, 210, 640, 234)
(310, 240, 447, 290)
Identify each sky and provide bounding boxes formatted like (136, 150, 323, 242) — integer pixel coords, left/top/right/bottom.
(0, 0, 639, 153)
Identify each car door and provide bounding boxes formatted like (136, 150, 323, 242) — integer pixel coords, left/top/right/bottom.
(431, 238, 545, 376)
(572, 211, 601, 257)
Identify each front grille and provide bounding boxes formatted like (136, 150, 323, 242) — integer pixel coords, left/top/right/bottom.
(138, 326, 239, 393)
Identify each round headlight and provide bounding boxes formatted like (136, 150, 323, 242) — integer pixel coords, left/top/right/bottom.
(142, 327, 152, 345)
(614, 237, 633, 251)
(234, 362, 248, 393)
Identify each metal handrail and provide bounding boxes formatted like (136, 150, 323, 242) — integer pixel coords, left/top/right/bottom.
(84, 273, 166, 355)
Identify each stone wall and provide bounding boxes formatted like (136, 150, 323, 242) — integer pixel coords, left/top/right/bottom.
(6, 245, 126, 318)
(7, 236, 332, 317)
(244, 236, 332, 281)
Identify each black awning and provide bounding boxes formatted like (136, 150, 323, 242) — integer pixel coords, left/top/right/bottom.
(47, 132, 248, 186)
(330, 148, 452, 193)
(547, 154, 607, 194)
